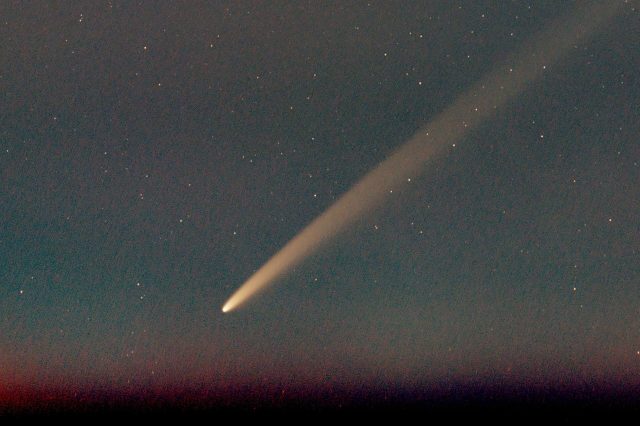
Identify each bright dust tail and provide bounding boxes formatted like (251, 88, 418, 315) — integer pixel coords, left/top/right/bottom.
(222, 1, 626, 313)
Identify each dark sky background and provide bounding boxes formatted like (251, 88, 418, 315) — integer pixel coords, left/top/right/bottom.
(1, 1, 639, 404)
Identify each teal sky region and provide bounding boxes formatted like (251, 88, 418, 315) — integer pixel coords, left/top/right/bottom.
(1, 1, 639, 404)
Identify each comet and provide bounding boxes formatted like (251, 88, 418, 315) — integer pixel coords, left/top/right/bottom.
(222, 1, 625, 313)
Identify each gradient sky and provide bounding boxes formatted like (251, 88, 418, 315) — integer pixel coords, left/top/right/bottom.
(1, 1, 639, 402)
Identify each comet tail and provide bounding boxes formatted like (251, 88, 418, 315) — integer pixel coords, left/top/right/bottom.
(222, 1, 625, 313)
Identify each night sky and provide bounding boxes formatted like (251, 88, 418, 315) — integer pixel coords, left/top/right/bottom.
(1, 0, 639, 412)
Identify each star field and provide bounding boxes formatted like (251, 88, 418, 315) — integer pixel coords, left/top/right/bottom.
(0, 0, 639, 413)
